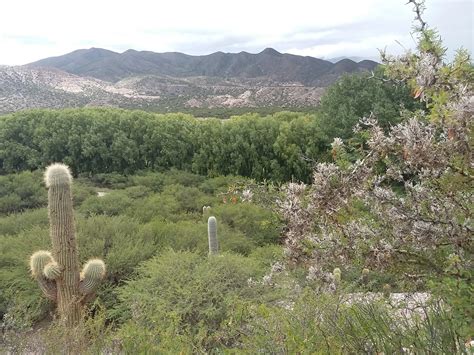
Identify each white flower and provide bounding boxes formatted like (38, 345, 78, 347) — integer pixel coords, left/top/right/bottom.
(330, 137, 344, 150)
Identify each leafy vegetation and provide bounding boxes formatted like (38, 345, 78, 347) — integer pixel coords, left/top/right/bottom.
(0, 72, 416, 182)
(1, 2, 472, 352)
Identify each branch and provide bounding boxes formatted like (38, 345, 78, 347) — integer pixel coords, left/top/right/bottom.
(407, 0, 427, 31)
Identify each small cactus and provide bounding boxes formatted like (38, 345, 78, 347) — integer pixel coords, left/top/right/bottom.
(333, 267, 342, 286)
(208, 216, 218, 255)
(383, 283, 391, 298)
(30, 163, 106, 326)
(202, 206, 211, 215)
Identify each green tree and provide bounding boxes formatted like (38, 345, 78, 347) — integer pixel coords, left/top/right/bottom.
(318, 68, 422, 140)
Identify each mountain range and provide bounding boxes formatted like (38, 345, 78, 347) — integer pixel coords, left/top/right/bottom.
(0, 48, 378, 114)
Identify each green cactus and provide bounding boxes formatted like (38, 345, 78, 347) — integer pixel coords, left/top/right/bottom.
(333, 267, 341, 285)
(80, 259, 106, 295)
(208, 216, 218, 255)
(383, 283, 391, 298)
(43, 261, 61, 280)
(30, 250, 57, 301)
(29, 163, 106, 326)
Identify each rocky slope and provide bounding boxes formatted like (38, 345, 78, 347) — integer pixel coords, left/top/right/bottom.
(0, 48, 378, 114)
(28, 47, 377, 85)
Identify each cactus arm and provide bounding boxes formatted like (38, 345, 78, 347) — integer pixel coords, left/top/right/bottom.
(30, 250, 57, 301)
(79, 259, 106, 295)
(207, 216, 219, 255)
(44, 261, 62, 280)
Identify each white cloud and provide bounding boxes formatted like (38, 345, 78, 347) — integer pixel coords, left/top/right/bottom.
(0, 0, 471, 64)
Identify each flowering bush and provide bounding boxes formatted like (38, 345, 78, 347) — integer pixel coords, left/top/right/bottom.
(278, 0, 472, 336)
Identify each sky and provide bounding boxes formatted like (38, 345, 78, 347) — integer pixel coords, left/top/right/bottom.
(0, 0, 472, 65)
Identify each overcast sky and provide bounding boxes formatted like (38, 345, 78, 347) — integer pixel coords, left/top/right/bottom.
(0, 0, 472, 65)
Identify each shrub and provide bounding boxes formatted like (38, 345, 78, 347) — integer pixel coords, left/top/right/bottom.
(79, 192, 133, 217)
(240, 289, 468, 353)
(213, 203, 281, 245)
(0, 227, 51, 328)
(0, 208, 48, 236)
(0, 171, 46, 214)
(116, 250, 266, 351)
(71, 181, 97, 206)
(77, 215, 152, 281)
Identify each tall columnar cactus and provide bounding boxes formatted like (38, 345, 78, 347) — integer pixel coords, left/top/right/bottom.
(30, 163, 106, 326)
(207, 216, 218, 255)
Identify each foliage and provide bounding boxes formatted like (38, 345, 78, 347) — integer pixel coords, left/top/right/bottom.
(116, 250, 266, 352)
(0, 227, 51, 328)
(79, 191, 134, 217)
(1, 169, 279, 331)
(0, 171, 46, 214)
(318, 67, 422, 140)
(0, 108, 364, 182)
(278, 0, 473, 341)
(212, 202, 281, 246)
(239, 289, 469, 353)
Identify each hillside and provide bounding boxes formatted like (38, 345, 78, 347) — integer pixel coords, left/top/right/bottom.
(0, 66, 326, 114)
(28, 47, 378, 85)
(0, 48, 377, 114)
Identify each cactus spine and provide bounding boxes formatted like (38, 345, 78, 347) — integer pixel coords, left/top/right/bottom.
(30, 163, 106, 326)
(208, 216, 218, 255)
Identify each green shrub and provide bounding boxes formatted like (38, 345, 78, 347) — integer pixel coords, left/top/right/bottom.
(249, 245, 284, 267)
(126, 184, 215, 223)
(122, 185, 152, 199)
(198, 175, 246, 194)
(116, 250, 266, 351)
(79, 192, 133, 217)
(159, 169, 205, 187)
(0, 208, 48, 236)
(87, 173, 132, 189)
(0, 226, 51, 328)
(213, 203, 281, 245)
(137, 220, 208, 253)
(71, 181, 97, 206)
(0, 171, 46, 214)
(77, 215, 153, 281)
(240, 289, 468, 354)
(130, 172, 165, 192)
(125, 193, 182, 223)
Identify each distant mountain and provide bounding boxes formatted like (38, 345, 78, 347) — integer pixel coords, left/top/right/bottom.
(0, 48, 378, 114)
(327, 56, 379, 63)
(0, 65, 163, 113)
(28, 48, 378, 86)
(0, 65, 326, 114)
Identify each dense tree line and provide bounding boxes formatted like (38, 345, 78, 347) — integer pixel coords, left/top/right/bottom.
(0, 72, 418, 182)
(0, 109, 322, 182)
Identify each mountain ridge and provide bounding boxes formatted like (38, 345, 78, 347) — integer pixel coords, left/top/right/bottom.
(28, 47, 378, 85)
(0, 48, 378, 114)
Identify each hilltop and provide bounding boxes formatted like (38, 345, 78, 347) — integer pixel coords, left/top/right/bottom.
(0, 48, 378, 114)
